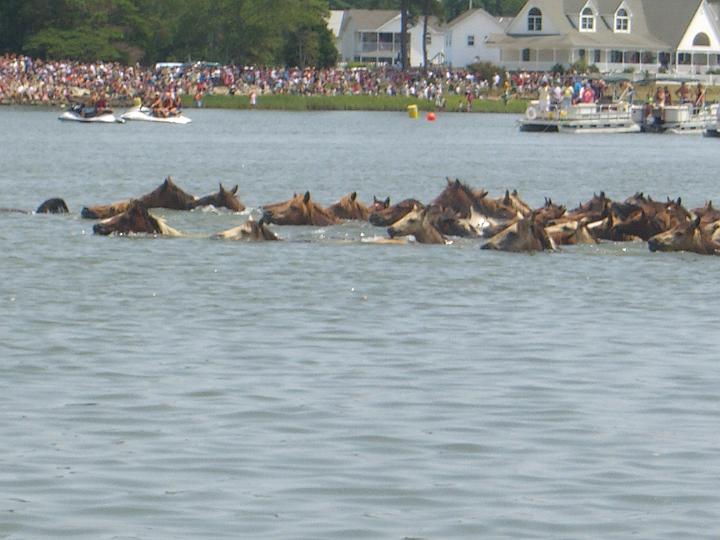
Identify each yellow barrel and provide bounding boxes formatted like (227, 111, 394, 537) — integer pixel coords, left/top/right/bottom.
(407, 104, 419, 119)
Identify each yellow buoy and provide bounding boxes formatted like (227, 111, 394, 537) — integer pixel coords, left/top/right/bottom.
(133, 96, 142, 108)
(407, 104, 419, 119)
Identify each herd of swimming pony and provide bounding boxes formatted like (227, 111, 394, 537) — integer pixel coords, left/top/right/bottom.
(6, 176, 720, 256)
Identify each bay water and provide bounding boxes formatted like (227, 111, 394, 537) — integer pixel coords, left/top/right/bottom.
(1, 107, 719, 539)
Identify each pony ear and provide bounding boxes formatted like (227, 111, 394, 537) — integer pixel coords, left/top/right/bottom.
(676, 196, 681, 206)
(164, 176, 173, 186)
(384, 197, 390, 207)
(350, 191, 357, 201)
(692, 215, 701, 228)
(446, 177, 452, 185)
(303, 191, 311, 204)
(503, 190, 510, 204)
(231, 185, 238, 194)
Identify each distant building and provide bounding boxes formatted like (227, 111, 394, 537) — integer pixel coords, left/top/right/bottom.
(487, 0, 720, 74)
(443, 9, 509, 68)
(329, 9, 480, 68)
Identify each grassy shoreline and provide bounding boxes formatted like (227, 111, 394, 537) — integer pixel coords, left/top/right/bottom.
(183, 93, 529, 114)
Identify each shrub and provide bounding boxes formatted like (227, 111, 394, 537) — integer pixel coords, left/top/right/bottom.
(466, 61, 505, 83)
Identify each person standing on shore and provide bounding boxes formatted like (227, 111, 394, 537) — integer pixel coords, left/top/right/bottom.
(250, 90, 257, 109)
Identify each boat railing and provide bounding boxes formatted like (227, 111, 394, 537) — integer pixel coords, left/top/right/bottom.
(524, 100, 633, 122)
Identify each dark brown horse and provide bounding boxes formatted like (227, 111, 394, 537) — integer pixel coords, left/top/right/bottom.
(82, 176, 197, 219)
(327, 192, 370, 221)
(36, 198, 69, 214)
(82, 177, 244, 219)
(213, 217, 279, 241)
(261, 191, 340, 226)
(387, 204, 448, 244)
(432, 178, 483, 217)
(92, 200, 181, 236)
(1, 198, 69, 214)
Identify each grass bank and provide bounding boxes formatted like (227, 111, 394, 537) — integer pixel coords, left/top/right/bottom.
(183, 93, 529, 114)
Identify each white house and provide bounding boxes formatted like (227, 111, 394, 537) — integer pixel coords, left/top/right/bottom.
(487, 0, 720, 74)
(443, 9, 509, 67)
(329, 9, 482, 68)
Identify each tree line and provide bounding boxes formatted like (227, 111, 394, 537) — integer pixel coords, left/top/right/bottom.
(0, 0, 524, 67)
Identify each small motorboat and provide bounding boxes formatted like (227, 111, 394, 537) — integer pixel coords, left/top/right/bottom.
(120, 106, 192, 124)
(58, 110, 125, 123)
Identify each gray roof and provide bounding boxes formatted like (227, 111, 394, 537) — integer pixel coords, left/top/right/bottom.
(341, 10, 398, 32)
(502, 0, 708, 50)
(642, 0, 702, 48)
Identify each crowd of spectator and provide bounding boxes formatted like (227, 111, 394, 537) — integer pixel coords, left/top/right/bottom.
(0, 52, 603, 108)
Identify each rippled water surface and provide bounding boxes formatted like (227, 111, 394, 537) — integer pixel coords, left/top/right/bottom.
(1, 107, 720, 539)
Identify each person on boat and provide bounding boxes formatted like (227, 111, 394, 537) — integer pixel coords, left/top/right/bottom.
(654, 87, 666, 123)
(562, 80, 573, 111)
(171, 93, 183, 115)
(95, 92, 110, 116)
(161, 90, 174, 115)
(676, 81, 690, 104)
(580, 82, 595, 104)
(695, 83, 706, 113)
(149, 91, 168, 117)
(538, 81, 550, 113)
(663, 86, 672, 106)
(81, 91, 98, 118)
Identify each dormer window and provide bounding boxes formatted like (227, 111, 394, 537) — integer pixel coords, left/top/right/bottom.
(528, 7, 542, 32)
(615, 8, 630, 32)
(580, 7, 595, 31)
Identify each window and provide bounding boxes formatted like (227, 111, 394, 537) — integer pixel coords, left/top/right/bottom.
(578, 49, 586, 59)
(528, 7, 542, 31)
(693, 32, 710, 46)
(467, 35, 475, 46)
(522, 48, 531, 61)
(678, 53, 692, 65)
(610, 50, 623, 63)
(593, 49, 601, 63)
(580, 7, 595, 31)
(615, 8, 629, 32)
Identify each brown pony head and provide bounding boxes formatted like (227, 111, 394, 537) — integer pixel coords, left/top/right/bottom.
(81, 199, 132, 219)
(36, 198, 69, 214)
(327, 192, 370, 221)
(387, 204, 447, 244)
(536, 197, 567, 222)
(369, 198, 424, 226)
(82, 176, 197, 219)
(692, 200, 720, 225)
(214, 217, 279, 241)
(262, 191, 340, 226)
(93, 200, 170, 236)
(481, 213, 554, 252)
(370, 196, 391, 212)
(139, 176, 197, 211)
(432, 178, 482, 218)
(194, 183, 245, 212)
(648, 217, 718, 255)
